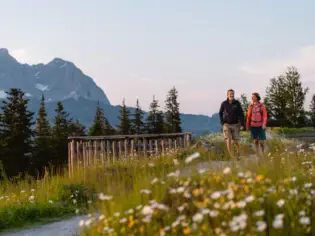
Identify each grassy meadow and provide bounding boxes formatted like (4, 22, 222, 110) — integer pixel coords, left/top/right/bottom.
(0, 131, 315, 235)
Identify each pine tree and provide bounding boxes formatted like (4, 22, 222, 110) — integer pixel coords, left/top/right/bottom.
(33, 94, 52, 173)
(0, 88, 35, 178)
(130, 99, 145, 134)
(51, 101, 71, 166)
(117, 99, 131, 135)
(69, 119, 86, 136)
(146, 96, 165, 134)
(239, 94, 250, 124)
(104, 118, 116, 135)
(310, 94, 315, 130)
(284, 67, 309, 127)
(265, 75, 290, 126)
(164, 87, 182, 133)
(89, 101, 106, 136)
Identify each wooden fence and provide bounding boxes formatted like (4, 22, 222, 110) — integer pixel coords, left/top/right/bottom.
(67, 132, 192, 177)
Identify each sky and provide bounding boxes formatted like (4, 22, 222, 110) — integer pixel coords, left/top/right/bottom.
(1, 0, 315, 116)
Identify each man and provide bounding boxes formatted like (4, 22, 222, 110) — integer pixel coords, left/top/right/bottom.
(219, 89, 245, 159)
(246, 92, 267, 155)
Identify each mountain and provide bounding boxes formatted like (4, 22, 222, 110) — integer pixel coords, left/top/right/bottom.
(23, 98, 221, 136)
(0, 48, 110, 104)
(0, 48, 221, 135)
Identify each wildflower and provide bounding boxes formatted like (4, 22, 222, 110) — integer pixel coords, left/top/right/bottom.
(273, 214, 284, 229)
(256, 221, 267, 232)
(276, 199, 285, 208)
(185, 152, 200, 163)
(114, 212, 120, 217)
(136, 205, 143, 210)
(299, 210, 305, 216)
(299, 216, 310, 225)
(198, 168, 207, 174)
(142, 205, 154, 216)
(151, 178, 159, 185)
(245, 195, 255, 203)
(192, 213, 203, 223)
(209, 210, 219, 218)
(140, 189, 152, 195)
(223, 167, 231, 175)
(125, 209, 134, 215)
(31, 189, 35, 192)
(75, 209, 80, 214)
(28, 195, 34, 201)
(211, 191, 221, 200)
(236, 200, 246, 209)
(148, 162, 155, 167)
(253, 210, 265, 217)
(177, 186, 185, 193)
(118, 217, 127, 223)
(291, 176, 297, 182)
(238, 172, 244, 178)
(98, 193, 112, 201)
(304, 183, 312, 188)
(167, 170, 180, 178)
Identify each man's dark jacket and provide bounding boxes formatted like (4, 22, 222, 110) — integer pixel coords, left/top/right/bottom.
(219, 99, 245, 127)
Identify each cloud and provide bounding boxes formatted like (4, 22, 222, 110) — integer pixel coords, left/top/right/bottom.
(238, 45, 315, 81)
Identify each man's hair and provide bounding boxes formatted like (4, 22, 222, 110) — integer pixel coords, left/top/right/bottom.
(252, 92, 261, 101)
(227, 89, 234, 93)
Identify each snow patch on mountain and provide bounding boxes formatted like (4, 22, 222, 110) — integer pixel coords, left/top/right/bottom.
(60, 62, 67, 68)
(34, 71, 40, 78)
(35, 83, 49, 91)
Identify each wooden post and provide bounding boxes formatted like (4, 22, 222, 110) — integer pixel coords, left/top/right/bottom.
(68, 141, 71, 177)
(168, 138, 172, 151)
(106, 141, 111, 162)
(94, 141, 98, 166)
(76, 141, 80, 169)
(174, 139, 177, 150)
(88, 141, 92, 165)
(149, 140, 153, 157)
(112, 141, 116, 161)
(100, 140, 105, 164)
(130, 139, 134, 157)
(143, 138, 147, 157)
(161, 139, 165, 155)
(118, 140, 122, 158)
(179, 137, 183, 148)
(71, 140, 75, 176)
(155, 140, 159, 156)
(83, 141, 86, 176)
(124, 139, 128, 158)
(186, 133, 191, 148)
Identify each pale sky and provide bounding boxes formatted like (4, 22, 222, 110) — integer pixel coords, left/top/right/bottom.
(1, 0, 315, 116)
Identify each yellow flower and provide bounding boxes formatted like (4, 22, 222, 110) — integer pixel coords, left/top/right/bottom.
(193, 188, 200, 197)
(244, 185, 249, 193)
(201, 224, 207, 231)
(256, 175, 264, 182)
(128, 216, 135, 228)
(139, 225, 145, 233)
(183, 227, 191, 235)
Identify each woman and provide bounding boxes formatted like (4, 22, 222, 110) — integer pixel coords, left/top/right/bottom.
(246, 92, 267, 155)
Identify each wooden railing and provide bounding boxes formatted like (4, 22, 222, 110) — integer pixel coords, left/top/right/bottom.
(283, 132, 315, 140)
(67, 132, 192, 177)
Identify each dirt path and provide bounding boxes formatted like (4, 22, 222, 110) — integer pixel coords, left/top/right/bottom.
(0, 215, 89, 236)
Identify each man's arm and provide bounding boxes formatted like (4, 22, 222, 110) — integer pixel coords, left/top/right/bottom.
(219, 102, 224, 125)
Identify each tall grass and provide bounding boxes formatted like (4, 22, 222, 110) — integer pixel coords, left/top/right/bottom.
(1, 131, 314, 235)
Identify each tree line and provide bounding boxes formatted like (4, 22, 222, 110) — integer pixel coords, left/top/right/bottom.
(239, 66, 315, 129)
(0, 87, 181, 179)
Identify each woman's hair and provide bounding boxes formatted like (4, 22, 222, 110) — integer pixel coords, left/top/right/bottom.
(252, 92, 261, 101)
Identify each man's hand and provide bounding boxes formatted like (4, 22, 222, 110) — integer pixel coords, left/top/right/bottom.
(262, 125, 266, 130)
(240, 126, 244, 131)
